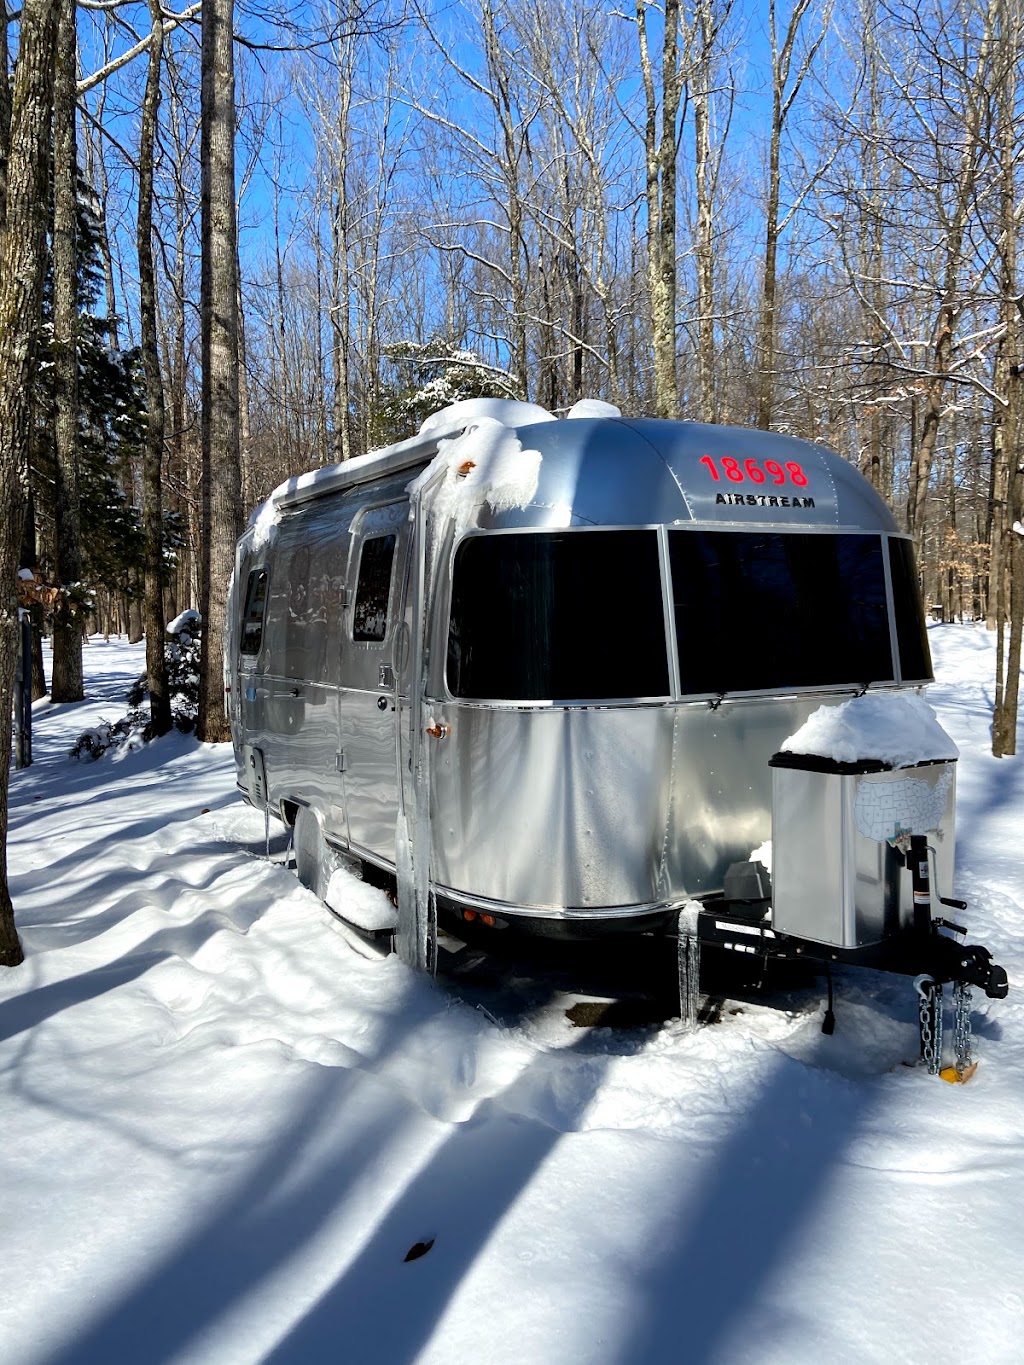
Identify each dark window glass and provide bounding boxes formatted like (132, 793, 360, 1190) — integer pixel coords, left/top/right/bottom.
(668, 530, 894, 694)
(239, 569, 268, 656)
(888, 536, 933, 681)
(353, 534, 396, 642)
(447, 530, 669, 701)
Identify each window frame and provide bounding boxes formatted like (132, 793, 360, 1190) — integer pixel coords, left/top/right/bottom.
(885, 533, 933, 684)
(351, 532, 398, 646)
(238, 567, 269, 659)
(443, 524, 672, 705)
(442, 523, 930, 708)
(665, 524, 906, 699)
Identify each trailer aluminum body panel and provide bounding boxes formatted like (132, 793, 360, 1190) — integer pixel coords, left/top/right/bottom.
(228, 408, 934, 932)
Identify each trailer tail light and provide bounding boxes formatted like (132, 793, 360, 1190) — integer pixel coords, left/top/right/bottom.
(459, 908, 506, 929)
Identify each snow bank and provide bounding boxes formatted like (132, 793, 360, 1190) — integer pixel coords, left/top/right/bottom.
(418, 397, 553, 436)
(2, 628, 1023, 1365)
(407, 416, 543, 532)
(781, 691, 958, 768)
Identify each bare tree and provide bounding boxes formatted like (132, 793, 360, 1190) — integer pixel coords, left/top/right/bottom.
(50, 0, 84, 703)
(991, 0, 1023, 755)
(897, 0, 998, 543)
(636, 0, 685, 418)
(691, 0, 719, 422)
(197, 0, 243, 742)
(755, 0, 829, 429)
(0, 4, 12, 223)
(0, 0, 62, 966)
(139, 0, 171, 735)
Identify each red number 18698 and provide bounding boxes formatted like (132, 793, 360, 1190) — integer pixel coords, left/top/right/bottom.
(699, 454, 808, 487)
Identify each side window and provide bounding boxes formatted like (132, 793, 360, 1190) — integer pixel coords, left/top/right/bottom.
(240, 569, 269, 656)
(353, 535, 396, 642)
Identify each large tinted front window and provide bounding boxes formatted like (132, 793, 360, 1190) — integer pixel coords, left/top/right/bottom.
(447, 530, 669, 701)
(669, 530, 894, 694)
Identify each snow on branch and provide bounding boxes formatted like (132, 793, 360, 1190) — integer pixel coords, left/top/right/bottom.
(77, 2, 203, 96)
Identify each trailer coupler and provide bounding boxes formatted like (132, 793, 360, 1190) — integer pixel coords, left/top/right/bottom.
(923, 932, 1008, 1000)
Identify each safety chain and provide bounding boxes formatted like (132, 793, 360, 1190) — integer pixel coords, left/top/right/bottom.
(916, 977, 943, 1076)
(933, 983, 944, 1073)
(953, 982, 974, 1073)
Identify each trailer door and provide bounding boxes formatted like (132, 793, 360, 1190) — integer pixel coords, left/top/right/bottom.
(338, 501, 409, 862)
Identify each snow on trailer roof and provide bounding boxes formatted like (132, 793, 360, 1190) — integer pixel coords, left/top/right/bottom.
(245, 399, 556, 527)
(244, 399, 900, 541)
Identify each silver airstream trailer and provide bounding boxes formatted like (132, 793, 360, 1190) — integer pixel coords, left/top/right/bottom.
(227, 400, 1006, 1071)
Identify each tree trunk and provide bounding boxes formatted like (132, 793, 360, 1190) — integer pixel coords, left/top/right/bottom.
(128, 574, 144, 644)
(480, 2, 529, 400)
(0, 0, 61, 966)
(138, 0, 171, 736)
(693, 0, 716, 423)
(49, 0, 83, 704)
(330, 47, 353, 463)
(0, 5, 12, 224)
(636, 0, 681, 419)
(198, 0, 243, 743)
(20, 491, 46, 699)
(992, 0, 1022, 756)
(756, 0, 817, 431)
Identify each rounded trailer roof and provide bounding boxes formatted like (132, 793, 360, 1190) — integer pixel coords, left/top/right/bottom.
(480, 417, 900, 534)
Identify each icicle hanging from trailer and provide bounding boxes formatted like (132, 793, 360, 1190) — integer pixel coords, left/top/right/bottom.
(394, 417, 543, 973)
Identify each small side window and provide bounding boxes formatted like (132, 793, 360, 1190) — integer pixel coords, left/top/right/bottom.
(240, 569, 268, 656)
(353, 535, 396, 642)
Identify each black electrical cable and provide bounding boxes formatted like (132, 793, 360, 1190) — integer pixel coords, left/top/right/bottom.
(822, 965, 836, 1035)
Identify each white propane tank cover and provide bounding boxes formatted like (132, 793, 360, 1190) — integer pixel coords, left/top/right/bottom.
(417, 398, 554, 435)
(781, 692, 958, 768)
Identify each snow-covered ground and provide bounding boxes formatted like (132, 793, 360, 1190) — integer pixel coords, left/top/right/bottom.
(2, 627, 1023, 1365)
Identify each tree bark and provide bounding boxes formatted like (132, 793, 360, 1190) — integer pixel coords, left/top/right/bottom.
(198, 0, 243, 743)
(992, 0, 1022, 756)
(904, 1, 994, 547)
(637, 0, 682, 419)
(330, 36, 354, 463)
(49, 0, 84, 704)
(0, 0, 61, 966)
(139, 0, 171, 736)
(756, 0, 818, 431)
(0, 5, 12, 225)
(480, 1, 529, 399)
(693, 0, 716, 423)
